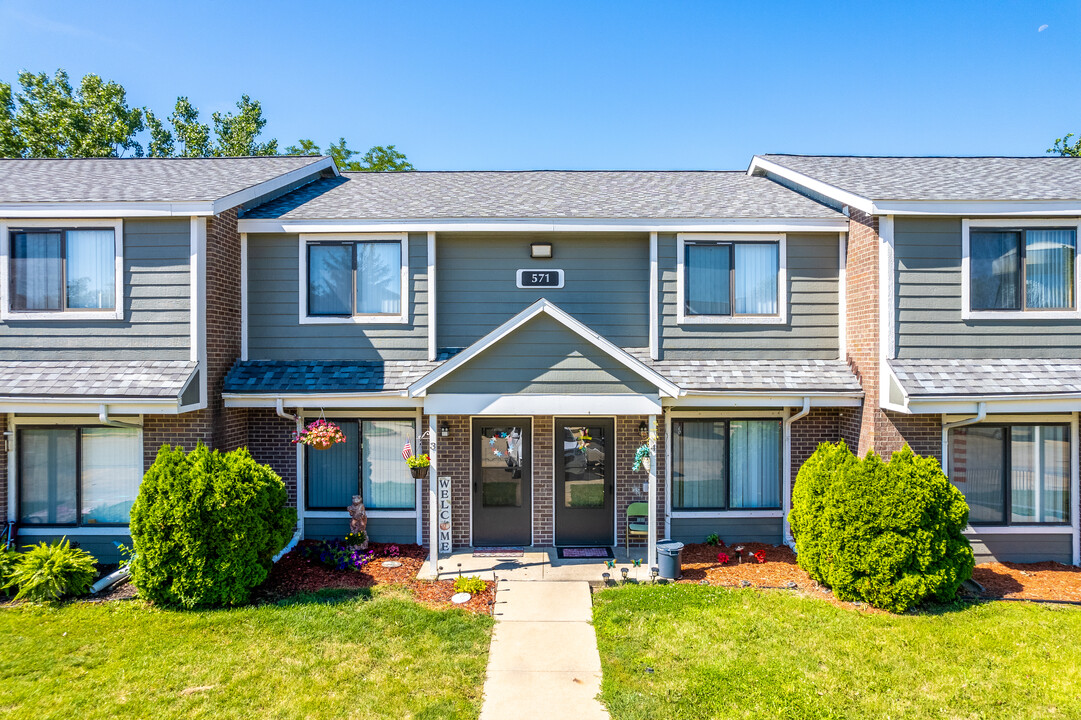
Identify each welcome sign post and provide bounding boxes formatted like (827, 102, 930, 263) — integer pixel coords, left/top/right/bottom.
(437, 476, 453, 553)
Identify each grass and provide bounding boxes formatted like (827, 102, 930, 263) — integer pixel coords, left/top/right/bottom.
(0, 587, 493, 720)
(593, 584, 1081, 720)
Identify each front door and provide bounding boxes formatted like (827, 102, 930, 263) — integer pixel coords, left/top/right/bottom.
(472, 419, 532, 546)
(555, 418, 615, 546)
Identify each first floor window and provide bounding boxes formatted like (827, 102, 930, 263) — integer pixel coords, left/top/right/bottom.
(685, 240, 779, 317)
(18, 426, 142, 526)
(970, 228, 1076, 311)
(306, 418, 416, 510)
(949, 424, 1070, 525)
(10, 228, 117, 312)
(672, 419, 781, 510)
(307, 240, 402, 317)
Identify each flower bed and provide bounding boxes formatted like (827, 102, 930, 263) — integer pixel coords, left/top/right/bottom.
(255, 542, 495, 613)
(972, 561, 1081, 602)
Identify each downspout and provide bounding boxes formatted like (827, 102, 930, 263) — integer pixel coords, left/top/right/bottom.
(940, 402, 987, 472)
(98, 404, 141, 429)
(274, 398, 304, 561)
(782, 397, 811, 551)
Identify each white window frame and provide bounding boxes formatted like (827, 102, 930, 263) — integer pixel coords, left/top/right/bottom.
(675, 233, 787, 325)
(0, 219, 124, 321)
(961, 218, 1081, 321)
(298, 232, 409, 325)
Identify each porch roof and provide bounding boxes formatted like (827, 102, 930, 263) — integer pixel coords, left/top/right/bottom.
(0, 360, 197, 398)
(890, 358, 1081, 397)
(629, 352, 862, 394)
(224, 359, 443, 394)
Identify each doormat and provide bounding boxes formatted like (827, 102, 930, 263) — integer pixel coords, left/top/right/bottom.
(557, 547, 614, 559)
(473, 547, 525, 558)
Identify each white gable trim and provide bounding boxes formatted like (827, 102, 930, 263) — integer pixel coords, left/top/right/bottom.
(237, 217, 850, 234)
(748, 156, 874, 213)
(407, 298, 681, 398)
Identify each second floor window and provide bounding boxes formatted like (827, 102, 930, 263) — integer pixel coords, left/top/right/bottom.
(307, 240, 402, 317)
(970, 228, 1076, 312)
(10, 228, 117, 312)
(684, 240, 779, 317)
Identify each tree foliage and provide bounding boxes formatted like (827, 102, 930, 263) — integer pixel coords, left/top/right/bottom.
(0, 68, 411, 170)
(1049, 133, 1081, 157)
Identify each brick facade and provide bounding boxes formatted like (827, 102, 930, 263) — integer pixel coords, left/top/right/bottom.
(790, 408, 842, 483)
(246, 408, 298, 507)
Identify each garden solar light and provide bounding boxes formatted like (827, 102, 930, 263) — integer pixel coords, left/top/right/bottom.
(602, 572, 611, 584)
(621, 567, 629, 581)
(650, 566, 659, 582)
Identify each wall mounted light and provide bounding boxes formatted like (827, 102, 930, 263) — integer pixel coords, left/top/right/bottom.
(440, 422, 449, 437)
(530, 242, 553, 259)
(639, 421, 648, 437)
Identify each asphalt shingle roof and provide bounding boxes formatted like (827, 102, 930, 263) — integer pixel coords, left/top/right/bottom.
(629, 353, 863, 393)
(224, 360, 444, 394)
(890, 358, 1081, 397)
(0, 156, 328, 204)
(758, 155, 1081, 202)
(0, 360, 197, 398)
(243, 171, 842, 220)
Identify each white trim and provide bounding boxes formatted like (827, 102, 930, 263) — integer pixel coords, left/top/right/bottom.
(303, 509, 417, 519)
(17, 526, 132, 537)
(943, 412, 1073, 423)
(427, 231, 436, 362)
(407, 298, 681, 398)
(878, 215, 895, 412)
(238, 217, 851, 235)
(838, 232, 847, 360)
(782, 398, 811, 546)
(240, 232, 249, 361)
(963, 526, 1074, 535)
(665, 393, 861, 409)
(675, 233, 788, 326)
(663, 411, 672, 540)
(667, 408, 788, 419)
(747, 156, 875, 213)
(877, 200, 1081, 216)
(423, 393, 662, 416)
(649, 231, 659, 360)
(298, 408, 420, 420)
(960, 218, 1081, 320)
(515, 268, 565, 289)
(0, 219, 124, 321)
(668, 510, 785, 519)
(1073, 412, 1080, 565)
(647, 414, 658, 566)
(428, 415, 438, 569)
(223, 392, 420, 409)
(6, 413, 14, 523)
(0, 398, 182, 415)
(191, 217, 208, 408)
(907, 395, 1081, 415)
(210, 157, 338, 215)
(297, 233, 410, 325)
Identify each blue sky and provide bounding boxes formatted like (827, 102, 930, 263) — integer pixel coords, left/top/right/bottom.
(1, 1, 1079, 170)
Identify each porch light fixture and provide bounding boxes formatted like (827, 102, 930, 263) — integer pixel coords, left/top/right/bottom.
(440, 422, 449, 437)
(530, 242, 552, 259)
(639, 421, 648, 437)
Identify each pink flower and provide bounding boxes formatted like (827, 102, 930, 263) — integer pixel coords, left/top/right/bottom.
(717, 552, 729, 565)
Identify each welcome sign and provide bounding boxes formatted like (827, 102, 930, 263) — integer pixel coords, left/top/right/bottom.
(437, 475, 453, 553)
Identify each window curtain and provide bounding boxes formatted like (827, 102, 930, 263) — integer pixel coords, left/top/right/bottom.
(66, 230, 116, 309)
(356, 242, 402, 314)
(734, 244, 778, 314)
(308, 244, 353, 315)
(685, 244, 731, 315)
(673, 421, 726, 509)
(1025, 230, 1075, 310)
(80, 428, 141, 524)
(1011, 425, 1069, 523)
(949, 426, 1006, 523)
(729, 420, 781, 508)
(307, 420, 359, 508)
(19, 429, 77, 524)
(362, 420, 415, 509)
(12, 232, 63, 311)
(970, 231, 1021, 310)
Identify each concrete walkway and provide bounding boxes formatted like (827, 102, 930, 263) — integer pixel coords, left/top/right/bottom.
(480, 581, 609, 720)
(418, 547, 652, 582)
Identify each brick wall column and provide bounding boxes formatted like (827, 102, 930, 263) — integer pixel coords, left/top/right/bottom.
(532, 416, 554, 545)
(615, 415, 663, 551)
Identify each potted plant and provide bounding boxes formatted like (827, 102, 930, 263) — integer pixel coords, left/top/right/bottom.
(631, 443, 651, 472)
(292, 418, 347, 450)
(407, 453, 431, 479)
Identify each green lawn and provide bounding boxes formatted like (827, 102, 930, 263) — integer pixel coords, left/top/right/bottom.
(594, 584, 1081, 720)
(0, 588, 493, 720)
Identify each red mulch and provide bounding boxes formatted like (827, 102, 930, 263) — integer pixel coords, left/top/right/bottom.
(972, 561, 1081, 602)
(254, 541, 495, 614)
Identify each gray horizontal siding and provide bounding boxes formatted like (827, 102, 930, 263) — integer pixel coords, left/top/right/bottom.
(967, 531, 1072, 564)
(659, 233, 839, 359)
(437, 232, 649, 349)
(304, 516, 417, 544)
(429, 313, 656, 394)
(896, 217, 1081, 358)
(0, 219, 190, 360)
(669, 517, 782, 545)
(246, 233, 428, 361)
(16, 531, 130, 565)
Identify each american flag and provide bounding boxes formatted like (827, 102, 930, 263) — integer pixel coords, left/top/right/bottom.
(402, 442, 413, 460)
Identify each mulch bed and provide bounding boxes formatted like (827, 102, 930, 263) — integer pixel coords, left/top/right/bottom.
(972, 562, 1081, 602)
(254, 541, 495, 614)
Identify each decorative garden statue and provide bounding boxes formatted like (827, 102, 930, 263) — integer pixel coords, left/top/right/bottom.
(347, 495, 369, 550)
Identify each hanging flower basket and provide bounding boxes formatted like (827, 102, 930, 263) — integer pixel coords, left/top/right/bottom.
(406, 452, 431, 479)
(292, 418, 346, 449)
(631, 443, 652, 472)
(410, 465, 430, 480)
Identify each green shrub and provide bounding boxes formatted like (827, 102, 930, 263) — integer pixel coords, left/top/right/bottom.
(0, 548, 18, 596)
(789, 442, 974, 613)
(4, 538, 97, 601)
(454, 575, 486, 594)
(129, 443, 297, 608)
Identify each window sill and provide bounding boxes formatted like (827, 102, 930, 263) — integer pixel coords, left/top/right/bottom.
(2, 309, 124, 321)
(964, 525, 1072, 535)
(676, 315, 786, 326)
(299, 314, 408, 325)
(962, 310, 1081, 321)
(18, 526, 130, 535)
(669, 510, 784, 519)
(304, 509, 417, 518)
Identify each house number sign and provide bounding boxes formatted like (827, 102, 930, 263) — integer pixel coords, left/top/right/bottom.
(516, 269, 564, 289)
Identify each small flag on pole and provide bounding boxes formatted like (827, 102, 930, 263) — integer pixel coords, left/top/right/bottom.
(402, 442, 413, 460)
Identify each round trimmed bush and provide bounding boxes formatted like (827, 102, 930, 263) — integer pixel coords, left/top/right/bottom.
(789, 442, 974, 613)
(129, 443, 297, 608)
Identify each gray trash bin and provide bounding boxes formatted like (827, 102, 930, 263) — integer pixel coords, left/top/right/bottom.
(656, 540, 684, 580)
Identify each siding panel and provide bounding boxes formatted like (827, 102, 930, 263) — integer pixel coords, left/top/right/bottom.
(669, 517, 781, 545)
(967, 532, 1072, 564)
(304, 516, 416, 544)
